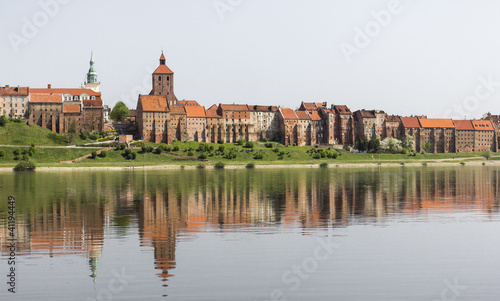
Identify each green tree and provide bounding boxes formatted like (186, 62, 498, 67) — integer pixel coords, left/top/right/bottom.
(482, 150, 492, 160)
(403, 134, 416, 152)
(422, 141, 432, 153)
(110, 101, 130, 122)
(0, 115, 9, 126)
(368, 135, 380, 153)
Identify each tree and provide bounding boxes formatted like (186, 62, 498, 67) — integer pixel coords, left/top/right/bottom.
(110, 101, 130, 122)
(422, 141, 432, 153)
(368, 135, 380, 153)
(0, 115, 8, 126)
(403, 134, 416, 152)
(482, 150, 492, 160)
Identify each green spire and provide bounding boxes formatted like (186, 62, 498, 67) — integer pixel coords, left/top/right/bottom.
(87, 51, 98, 84)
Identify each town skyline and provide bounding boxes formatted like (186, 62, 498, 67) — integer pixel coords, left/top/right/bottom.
(2, 0, 500, 119)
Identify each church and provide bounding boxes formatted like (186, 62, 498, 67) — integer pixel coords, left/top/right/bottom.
(136, 53, 188, 143)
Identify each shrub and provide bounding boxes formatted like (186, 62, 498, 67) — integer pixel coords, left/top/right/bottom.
(124, 149, 132, 155)
(312, 153, 321, 159)
(401, 148, 409, 155)
(172, 146, 180, 152)
(13, 148, 21, 156)
(165, 145, 172, 152)
(14, 155, 20, 161)
(214, 162, 225, 169)
(319, 163, 328, 168)
(219, 145, 225, 152)
(218, 140, 225, 144)
(261, 137, 268, 142)
(120, 144, 126, 150)
(22, 154, 30, 161)
(14, 160, 36, 171)
(198, 152, 208, 160)
(254, 153, 264, 160)
(0, 150, 5, 157)
(131, 141, 145, 148)
(246, 162, 255, 169)
(187, 151, 194, 156)
(197, 163, 205, 169)
(197, 144, 206, 152)
(154, 148, 163, 154)
(244, 142, 254, 148)
(99, 150, 108, 158)
(0, 115, 9, 126)
(264, 142, 273, 148)
(91, 151, 97, 159)
(236, 139, 246, 146)
(127, 152, 137, 160)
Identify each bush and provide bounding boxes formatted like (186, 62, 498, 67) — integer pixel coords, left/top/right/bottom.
(312, 153, 321, 159)
(218, 140, 224, 144)
(319, 162, 328, 168)
(23, 154, 30, 161)
(99, 150, 108, 158)
(14, 155, 20, 161)
(127, 151, 137, 160)
(124, 149, 132, 155)
(197, 163, 205, 169)
(185, 150, 193, 156)
(120, 144, 126, 150)
(236, 139, 246, 146)
(214, 162, 225, 169)
(172, 146, 180, 152)
(401, 148, 409, 155)
(14, 160, 36, 171)
(0, 150, 5, 157)
(91, 151, 97, 159)
(0, 115, 9, 126)
(246, 162, 255, 168)
(198, 152, 208, 160)
(131, 141, 145, 148)
(219, 145, 225, 152)
(254, 153, 264, 160)
(261, 137, 268, 142)
(264, 142, 273, 148)
(13, 148, 21, 156)
(244, 142, 254, 148)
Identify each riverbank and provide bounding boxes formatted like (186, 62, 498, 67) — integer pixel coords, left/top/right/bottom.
(1, 158, 499, 172)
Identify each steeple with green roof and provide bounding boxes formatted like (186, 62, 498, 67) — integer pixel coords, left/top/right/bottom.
(87, 51, 98, 84)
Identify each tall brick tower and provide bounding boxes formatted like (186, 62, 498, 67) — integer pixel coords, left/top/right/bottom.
(151, 52, 177, 105)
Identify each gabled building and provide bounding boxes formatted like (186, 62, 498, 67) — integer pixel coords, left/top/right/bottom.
(471, 119, 496, 152)
(184, 104, 206, 142)
(353, 109, 386, 140)
(454, 120, 475, 153)
(29, 93, 63, 133)
(279, 108, 298, 146)
(384, 115, 400, 139)
(217, 104, 252, 142)
(248, 105, 280, 141)
(206, 105, 222, 143)
(319, 108, 336, 145)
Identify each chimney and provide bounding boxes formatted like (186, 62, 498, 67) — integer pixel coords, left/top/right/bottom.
(47, 84, 51, 89)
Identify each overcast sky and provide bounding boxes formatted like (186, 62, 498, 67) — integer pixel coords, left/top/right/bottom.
(1, 0, 500, 119)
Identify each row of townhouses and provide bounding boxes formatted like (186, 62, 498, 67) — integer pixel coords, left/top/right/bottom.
(137, 53, 500, 152)
(3, 52, 499, 153)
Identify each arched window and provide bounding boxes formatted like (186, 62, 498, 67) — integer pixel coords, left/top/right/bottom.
(158, 76, 161, 81)
(167, 76, 170, 81)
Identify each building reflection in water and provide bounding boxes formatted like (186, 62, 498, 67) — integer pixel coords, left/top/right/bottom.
(0, 167, 499, 293)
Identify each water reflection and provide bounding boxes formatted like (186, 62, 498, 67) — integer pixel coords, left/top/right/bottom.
(0, 167, 499, 298)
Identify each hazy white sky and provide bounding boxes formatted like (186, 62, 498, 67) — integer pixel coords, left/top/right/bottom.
(2, 0, 500, 119)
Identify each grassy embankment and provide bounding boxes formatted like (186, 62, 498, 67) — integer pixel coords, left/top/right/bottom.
(0, 122, 496, 168)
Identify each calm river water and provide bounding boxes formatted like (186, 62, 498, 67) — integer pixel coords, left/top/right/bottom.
(1, 166, 500, 300)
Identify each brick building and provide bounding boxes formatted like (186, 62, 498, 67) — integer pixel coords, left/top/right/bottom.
(353, 109, 386, 140)
(249, 105, 280, 141)
(418, 118, 456, 153)
(333, 105, 354, 145)
(454, 120, 475, 153)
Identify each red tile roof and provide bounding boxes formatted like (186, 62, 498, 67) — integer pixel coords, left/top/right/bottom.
(31, 88, 100, 96)
(169, 105, 186, 114)
(453, 120, 474, 130)
(400, 117, 420, 128)
(295, 110, 311, 120)
(418, 118, 455, 128)
(219, 104, 249, 111)
(30, 93, 62, 103)
(309, 111, 322, 121)
(315, 102, 327, 108)
(139, 95, 168, 112)
(301, 102, 318, 111)
(63, 104, 81, 113)
(250, 105, 278, 112)
(207, 104, 218, 111)
(0, 86, 29, 96)
(206, 109, 221, 118)
(333, 105, 351, 114)
(280, 108, 297, 120)
(83, 98, 102, 107)
(185, 105, 206, 118)
(322, 109, 335, 114)
(153, 64, 173, 74)
(357, 110, 376, 118)
(385, 115, 401, 122)
(160, 53, 166, 61)
(472, 120, 494, 131)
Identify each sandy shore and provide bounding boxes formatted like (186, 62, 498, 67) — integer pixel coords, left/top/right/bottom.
(1, 160, 499, 172)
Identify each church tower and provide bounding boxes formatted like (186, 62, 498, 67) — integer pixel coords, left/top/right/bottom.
(151, 52, 177, 105)
(85, 51, 100, 92)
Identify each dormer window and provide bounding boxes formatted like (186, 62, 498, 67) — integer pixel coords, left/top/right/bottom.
(92, 96, 95, 100)
(74, 96, 79, 100)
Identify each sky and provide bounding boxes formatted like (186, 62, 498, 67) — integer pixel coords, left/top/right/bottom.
(1, 0, 500, 119)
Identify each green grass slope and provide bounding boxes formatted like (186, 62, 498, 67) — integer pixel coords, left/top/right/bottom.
(0, 122, 74, 146)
